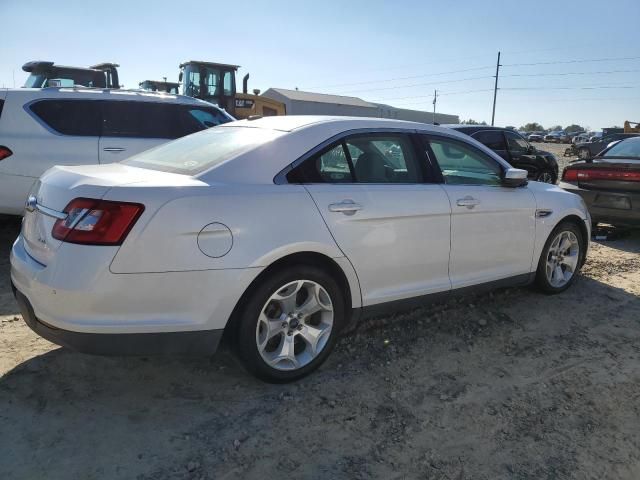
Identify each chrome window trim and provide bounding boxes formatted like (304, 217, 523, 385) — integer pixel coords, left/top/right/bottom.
(273, 127, 456, 185)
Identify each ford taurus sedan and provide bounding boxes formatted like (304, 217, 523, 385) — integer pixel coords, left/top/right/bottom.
(11, 116, 591, 382)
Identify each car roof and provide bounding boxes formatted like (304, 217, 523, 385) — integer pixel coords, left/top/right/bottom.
(2, 87, 214, 107)
(224, 115, 449, 133)
(444, 124, 514, 133)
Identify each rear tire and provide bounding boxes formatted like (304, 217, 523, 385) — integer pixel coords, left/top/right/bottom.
(235, 265, 345, 383)
(536, 221, 585, 294)
(578, 147, 591, 159)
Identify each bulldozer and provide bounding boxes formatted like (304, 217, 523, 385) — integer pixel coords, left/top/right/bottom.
(624, 121, 640, 133)
(178, 61, 285, 119)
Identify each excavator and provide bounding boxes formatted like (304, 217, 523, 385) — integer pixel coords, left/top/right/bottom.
(178, 61, 285, 119)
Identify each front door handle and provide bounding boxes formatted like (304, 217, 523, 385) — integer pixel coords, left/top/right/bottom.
(456, 196, 480, 209)
(103, 147, 126, 152)
(328, 200, 363, 215)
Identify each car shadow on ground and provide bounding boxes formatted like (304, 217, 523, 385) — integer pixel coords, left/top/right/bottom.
(1, 270, 639, 479)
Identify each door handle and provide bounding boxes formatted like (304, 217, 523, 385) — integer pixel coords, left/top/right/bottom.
(103, 147, 126, 152)
(456, 196, 480, 209)
(328, 200, 363, 215)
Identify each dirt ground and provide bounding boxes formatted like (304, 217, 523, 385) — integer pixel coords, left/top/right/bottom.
(1, 206, 640, 479)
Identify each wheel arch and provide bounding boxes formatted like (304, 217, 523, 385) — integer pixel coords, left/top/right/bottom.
(222, 251, 360, 344)
(550, 214, 589, 267)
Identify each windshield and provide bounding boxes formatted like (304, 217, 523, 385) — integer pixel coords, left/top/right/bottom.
(122, 126, 283, 175)
(599, 137, 640, 158)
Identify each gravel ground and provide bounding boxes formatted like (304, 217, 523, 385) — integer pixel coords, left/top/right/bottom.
(1, 210, 639, 479)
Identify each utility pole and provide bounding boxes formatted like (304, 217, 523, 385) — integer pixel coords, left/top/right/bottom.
(491, 51, 501, 126)
(432, 89, 438, 124)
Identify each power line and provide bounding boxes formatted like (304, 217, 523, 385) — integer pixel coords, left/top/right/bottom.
(372, 88, 494, 103)
(337, 75, 494, 95)
(307, 65, 494, 90)
(502, 85, 638, 91)
(502, 68, 640, 78)
(502, 55, 640, 67)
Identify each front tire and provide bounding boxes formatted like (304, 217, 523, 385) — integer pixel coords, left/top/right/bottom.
(536, 170, 556, 184)
(578, 147, 591, 159)
(535, 221, 585, 294)
(236, 265, 345, 382)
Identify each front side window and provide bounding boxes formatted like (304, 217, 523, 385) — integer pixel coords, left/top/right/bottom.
(505, 131, 530, 155)
(428, 137, 502, 185)
(472, 130, 506, 150)
(103, 102, 226, 139)
(29, 100, 102, 136)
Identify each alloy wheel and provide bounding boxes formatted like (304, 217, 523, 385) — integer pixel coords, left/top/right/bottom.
(545, 231, 580, 288)
(537, 171, 555, 184)
(255, 280, 334, 371)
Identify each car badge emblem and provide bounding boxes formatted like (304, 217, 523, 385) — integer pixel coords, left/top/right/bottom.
(25, 195, 37, 213)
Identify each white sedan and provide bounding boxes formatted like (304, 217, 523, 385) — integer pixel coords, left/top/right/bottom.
(10, 116, 591, 382)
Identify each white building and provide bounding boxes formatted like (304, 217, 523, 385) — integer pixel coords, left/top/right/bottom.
(261, 88, 459, 124)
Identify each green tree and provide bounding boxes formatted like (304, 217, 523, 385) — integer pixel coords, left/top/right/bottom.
(521, 122, 544, 131)
(550, 125, 563, 132)
(461, 119, 487, 125)
(564, 124, 584, 133)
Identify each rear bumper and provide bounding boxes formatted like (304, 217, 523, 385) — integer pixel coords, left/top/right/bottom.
(10, 234, 262, 354)
(12, 283, 223, 355)
(560, 182, 640, 226)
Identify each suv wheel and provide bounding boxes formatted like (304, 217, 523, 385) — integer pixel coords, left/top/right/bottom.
(536, 170, 556, 184)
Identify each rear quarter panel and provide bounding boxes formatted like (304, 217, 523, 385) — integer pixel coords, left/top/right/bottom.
(108, 184, 346, 273)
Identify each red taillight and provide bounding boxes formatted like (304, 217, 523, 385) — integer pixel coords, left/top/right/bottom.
(0, 146, 12, 161)
(562, 168, 578, 182)
(52, 198, 144, 245)
(563, 167, 640, 183)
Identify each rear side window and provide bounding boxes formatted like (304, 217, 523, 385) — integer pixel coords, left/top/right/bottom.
(287, 133, 422, 184)
(29, 100, 102, 136)
(103, 102, 230, 139)
(122, 126, 284, 175)
(0, 99, 4, 118)
(472, 130, 506, 150)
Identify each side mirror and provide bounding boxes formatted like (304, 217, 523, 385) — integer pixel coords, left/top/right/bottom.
(178, 71, 183, 82)
(502, 168, 528, 187)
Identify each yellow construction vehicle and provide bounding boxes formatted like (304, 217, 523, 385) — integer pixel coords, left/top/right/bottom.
(624, 121, 640, 133)
(178, 61, 285, 119)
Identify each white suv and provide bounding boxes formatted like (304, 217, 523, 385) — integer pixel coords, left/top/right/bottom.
(0, 87, 233, 215)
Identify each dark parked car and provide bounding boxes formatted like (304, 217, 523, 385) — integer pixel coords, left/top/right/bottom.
(561, 137, 640, 226)
(448, 125, 559, 183)
(576, 133, 640, 159)
(528, 132, 544, 142)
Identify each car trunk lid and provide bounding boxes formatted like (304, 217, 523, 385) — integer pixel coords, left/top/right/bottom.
(22, 163, 194, 266)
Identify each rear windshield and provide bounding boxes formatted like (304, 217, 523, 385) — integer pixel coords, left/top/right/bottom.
(122, 126, 284, 175)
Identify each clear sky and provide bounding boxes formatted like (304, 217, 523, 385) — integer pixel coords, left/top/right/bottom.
(1, 0, 639, 131)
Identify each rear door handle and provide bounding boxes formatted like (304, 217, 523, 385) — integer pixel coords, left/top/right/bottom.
(328, 200, 363, 215)
(103, 147, 126, 152)
(456, 196, 480, 209)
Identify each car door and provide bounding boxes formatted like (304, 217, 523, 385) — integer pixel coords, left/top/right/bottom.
(504, 130, 539, 178)
(99, 101, 173, 163)
(471, 130, 510, 163)
(290, 132, 452, 306)
(422, 134, 536, 289)
(17, 99, 101, 177)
